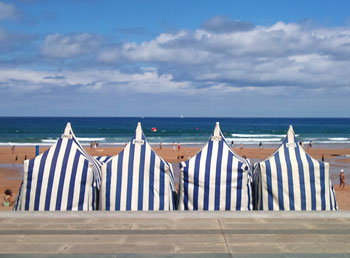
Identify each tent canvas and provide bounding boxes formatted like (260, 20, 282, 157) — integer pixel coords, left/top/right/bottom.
(100, 122, 176, 211)
(253, 125, 337, 211)
(178, 122, 252, 211)
(14, 123, 102, 211)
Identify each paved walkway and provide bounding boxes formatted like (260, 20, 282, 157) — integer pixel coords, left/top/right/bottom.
(1, 211, 350, 257)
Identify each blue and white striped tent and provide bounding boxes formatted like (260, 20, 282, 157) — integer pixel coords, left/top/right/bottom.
(15, 123, 102, 211)
(100, 122, 176, 211)
(178, 122, 252, 211)
(253, 125, 337, 211)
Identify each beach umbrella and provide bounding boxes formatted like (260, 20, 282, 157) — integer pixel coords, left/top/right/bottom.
(178, 122, 253, 210)
(14, 123, 102, 211)
(100, 122, 176, 211)
(253, 125, 337, 210)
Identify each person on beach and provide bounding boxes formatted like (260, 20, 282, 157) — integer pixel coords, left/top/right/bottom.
(159, 142, 162, 149)
(177, 143, 181, 151)
(240, 143, 243, 149)
(2, 189, 14, 207)
(308, 141, 312, 148)
(340, 169, 345, 190)
(11, 145, 15, 154)
(172, 142, 176, 151)
(259, 142, 262, 148)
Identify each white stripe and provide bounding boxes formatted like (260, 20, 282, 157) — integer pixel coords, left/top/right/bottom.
(49, 138, 68, 210)
(197, 145, 208, 209)
(187, 155, 195, 210)
(279, 147, 290, 210)
(312, 158, 321, 210)
(269, 156, 279, 210)
(143, 145, 151, 210)
(28, 155, 42, 210)
(153, 156, 161, 210)
(71, 155, 85, 211)
(131, 143, 141, 210)
(230, 158, 238, 211)
(219, 147, 228, 210)
(120, 144, 130, 210)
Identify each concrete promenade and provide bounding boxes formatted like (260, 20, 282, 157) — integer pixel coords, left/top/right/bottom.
(1, 211, 350, 257)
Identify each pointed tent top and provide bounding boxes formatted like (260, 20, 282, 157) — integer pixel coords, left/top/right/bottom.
(213, 122, 221, 137)
(135, 122, 144, 141)
(63, 122, 75, 138)
(286, 125, 296, 144)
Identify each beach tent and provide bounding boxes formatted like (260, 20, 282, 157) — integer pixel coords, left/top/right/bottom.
(253, 125, 337, 211)
(178, 122, 252, 211)
(14, 123, 102, 211)
(100, 122, 176, 211)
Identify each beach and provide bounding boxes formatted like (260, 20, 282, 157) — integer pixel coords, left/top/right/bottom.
(1, 145, 349, 211)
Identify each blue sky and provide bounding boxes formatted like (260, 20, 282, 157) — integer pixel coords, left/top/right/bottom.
(1, 0, 350, 117)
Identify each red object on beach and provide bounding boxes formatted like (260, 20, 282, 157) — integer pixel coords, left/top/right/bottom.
(151, 127, 157, 132)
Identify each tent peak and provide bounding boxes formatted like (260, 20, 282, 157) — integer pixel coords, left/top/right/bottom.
(63, 122, 73, 135)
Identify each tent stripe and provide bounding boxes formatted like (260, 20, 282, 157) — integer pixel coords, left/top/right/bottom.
(78, 160, 89, 210)
(284, 145, 295, 210)
(305, 154, 316, 210)
(274, 151, 284, 210)
(115, 151, 124, 210)
(126, 142, 135, 210)
(34, 151, 49, 210)
(235, 162, 243, 210)
(203, 140, 213, 210)
(214, 140, 223, 210)
(225, 153, 233, 210)
(193, 152, 202, 210)
(137, 138, 146, 210)
(67, 151, 80, 210)
(55, 139, 73, 210)
(320, 162, 326, 210)
(265, 159, 273, 210)
(294, 146, 306, 210)
(25, 158, 35, 210)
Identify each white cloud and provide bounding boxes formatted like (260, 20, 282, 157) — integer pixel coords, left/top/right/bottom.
(0, 2, 21, 20)
(41, 33, 101, 58)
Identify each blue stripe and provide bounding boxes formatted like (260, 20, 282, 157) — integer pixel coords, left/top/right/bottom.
(126, 142, 135, 210)
(235, 162, 243, 210)
(274, 152, 284, 210)
(159, 160, 165, 210)
(34, 151, 49, 210)
(284, 145, 295, 210)
(24, 158, 35, 210)
(193, 152, 202, 210)
(55, 139, 73, 210)
(78, 159, 89, 210)
(329, 183, 333, 210)
(115, 150, 124, 210)
(331, 184, 337, 210)
(214, 140, 223, 210)
(319, 161, 326, 210)
(182, 161, 189, 210)
(106, 160, 112, 210)
(45, 139, 63, 210)
(305, 154, 316, 210)
(137, 140, 146, 210)
(294, 146, 306, 210)
(67, 151, 80, 210)
(259, 168, 264, 210)
(149, 151, 155, 210)
(203, 140, 213, 210)
(265, 159, 273, 210)
(225, 153, 233, 210)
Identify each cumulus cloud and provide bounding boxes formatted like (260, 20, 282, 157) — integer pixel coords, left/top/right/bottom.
(97, 20, 350, 91)
(0, 2, 21, 20)
(40, 33, 101, 58)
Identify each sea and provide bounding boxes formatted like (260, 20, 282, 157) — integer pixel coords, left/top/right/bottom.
(1, 117, 350, 148)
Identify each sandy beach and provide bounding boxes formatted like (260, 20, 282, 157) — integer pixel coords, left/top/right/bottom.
(1, 146, 349, 210)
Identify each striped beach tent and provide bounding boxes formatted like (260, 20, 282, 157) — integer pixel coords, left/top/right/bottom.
(100, 122, 176, 211)
(253, 125, 337, 211)
(178, 122, 252, 211)
(15, 123, 102, 211)
(95, 156, 112, 163)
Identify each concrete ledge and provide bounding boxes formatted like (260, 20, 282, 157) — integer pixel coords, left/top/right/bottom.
(1, 210, 350, 219)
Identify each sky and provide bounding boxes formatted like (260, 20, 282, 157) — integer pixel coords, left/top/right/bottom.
(1, 0, 350, 117)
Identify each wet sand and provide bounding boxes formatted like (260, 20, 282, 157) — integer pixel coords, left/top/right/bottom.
(1, 146, 349, 210)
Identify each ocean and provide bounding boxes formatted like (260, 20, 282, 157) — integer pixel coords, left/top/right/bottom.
(1, 117, 350, 148)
